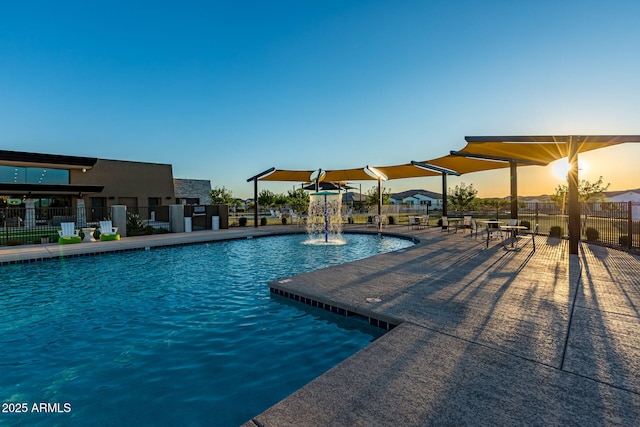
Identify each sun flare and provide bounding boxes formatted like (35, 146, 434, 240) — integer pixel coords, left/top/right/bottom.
(551, 159, 587, 179)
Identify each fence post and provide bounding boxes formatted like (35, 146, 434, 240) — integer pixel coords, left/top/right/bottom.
(628, 201, 633, 249)
(111, 205, 127, 238)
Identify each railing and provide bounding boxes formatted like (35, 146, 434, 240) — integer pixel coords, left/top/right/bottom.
(0, 206, 172, 246)
(381, 201, 639, 253)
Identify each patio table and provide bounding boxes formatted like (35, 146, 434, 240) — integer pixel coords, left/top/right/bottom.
(500, 225, 528, 249)
(481, 220, 503, 248)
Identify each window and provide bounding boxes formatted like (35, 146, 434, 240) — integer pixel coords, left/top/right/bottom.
(0, 166, 69, 185)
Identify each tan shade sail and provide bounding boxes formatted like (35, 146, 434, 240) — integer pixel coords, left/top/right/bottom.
(257, 169, 315, 182)
(460, 135, 640, 165)
(422, 154, 512, 174)
(254, 135, 640, 184)
(324, 168, 378, 182)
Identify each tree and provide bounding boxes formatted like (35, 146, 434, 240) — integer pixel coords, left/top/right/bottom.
(257, 189, 275, 208)
(551, 176, 610, 206)
(287, 188, 310, 213)
(273, 193, 289, 209)
(365, 185, 391, 209)
(480, 198, 510, 219)
(209, 186, 235, 205)
(447, 182, 478, 213)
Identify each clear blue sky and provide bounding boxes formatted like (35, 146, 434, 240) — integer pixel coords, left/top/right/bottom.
(2, 0, 640, 199)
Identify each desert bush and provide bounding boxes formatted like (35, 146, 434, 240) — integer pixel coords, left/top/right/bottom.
(585, 227, 599, 241)
(549, 225, 563, 237)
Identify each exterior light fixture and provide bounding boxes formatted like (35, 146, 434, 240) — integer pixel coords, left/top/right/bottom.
(364, 165, 388, 181)
(309, 169, 326, 183)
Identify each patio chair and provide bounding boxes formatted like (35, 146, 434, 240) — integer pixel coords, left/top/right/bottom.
(366, 216, 375, 227)
(485, 222, 503, 247)
(441, 216, 449, 232)
(99, 220, 120, 241)
(374, 215, 387, 228)
(58, 222, 82, 244)
(469, 218, 479, 239)
(463, 216, 472, 232)
(519, 223, 539, 252)
(408, 216, 419, 230)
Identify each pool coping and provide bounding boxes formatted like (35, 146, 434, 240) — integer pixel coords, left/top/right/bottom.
(4, 225, 640, 425)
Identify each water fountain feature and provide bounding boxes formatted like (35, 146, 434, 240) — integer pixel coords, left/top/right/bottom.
(305, 191, 345, 245)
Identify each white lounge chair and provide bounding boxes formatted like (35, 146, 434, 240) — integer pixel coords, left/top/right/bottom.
(58, 222, 81, 244)
(58, 222, 80, 238)
(99, 220, 118, 234)
(99, 220, 120, 241)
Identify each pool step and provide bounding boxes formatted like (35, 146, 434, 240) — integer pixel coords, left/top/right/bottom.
(269, 287, 396, 331)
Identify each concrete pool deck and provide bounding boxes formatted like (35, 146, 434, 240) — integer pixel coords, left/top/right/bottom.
(3, 225, 640, 425)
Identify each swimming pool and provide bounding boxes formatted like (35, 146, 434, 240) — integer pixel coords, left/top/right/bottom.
(0, 233, 413, 426)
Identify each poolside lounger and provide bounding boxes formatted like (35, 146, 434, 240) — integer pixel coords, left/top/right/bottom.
(99, 220, 120, 241)
(58, 222, 82, 244)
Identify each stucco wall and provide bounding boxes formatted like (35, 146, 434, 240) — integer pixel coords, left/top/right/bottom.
(71, 159, 175, 208)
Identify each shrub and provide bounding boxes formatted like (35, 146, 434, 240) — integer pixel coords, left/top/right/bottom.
(127, 213, 144, 235)
(549, 226, 563, 237)
(93, 228, 101, 240)
(239, 217, 248, 227)
(519, 220, 531, 230)
(260, 217, 268, 226)
(585, 227, 599, 241)
(281, 217, 288, 225)
(619, 235, 630, 246)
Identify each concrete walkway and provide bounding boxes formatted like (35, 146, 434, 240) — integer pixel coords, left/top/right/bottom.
(3, 225, 639, 425)
(245, 226, 640, 426)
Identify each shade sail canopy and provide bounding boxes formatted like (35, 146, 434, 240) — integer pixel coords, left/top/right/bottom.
(255, 155, 512, 184)
(256, 169, 315, 182)
(461, 135, 640, 165)
(252, 135, 640, 184)
(419, 154, 511, 174)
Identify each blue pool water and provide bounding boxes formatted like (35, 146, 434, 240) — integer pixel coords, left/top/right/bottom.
(0, 233, 412, 426)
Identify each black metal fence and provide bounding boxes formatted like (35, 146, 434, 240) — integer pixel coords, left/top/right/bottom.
(0, 206, 171, 246)
(444, 201, 639, 252)
(2, 201, 638, 251)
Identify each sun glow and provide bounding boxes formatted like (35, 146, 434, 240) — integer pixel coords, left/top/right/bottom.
(551, 159, 587, 179)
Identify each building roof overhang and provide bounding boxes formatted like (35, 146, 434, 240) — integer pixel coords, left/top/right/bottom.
(0, 183, 104, 195)
(0, 150, 98, 170)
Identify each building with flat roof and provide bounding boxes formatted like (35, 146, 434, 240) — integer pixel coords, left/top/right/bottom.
(0, 150, 175, 214)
